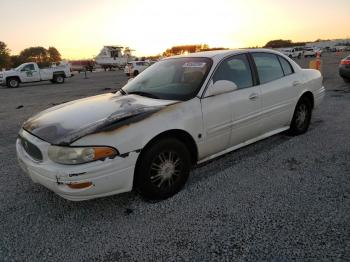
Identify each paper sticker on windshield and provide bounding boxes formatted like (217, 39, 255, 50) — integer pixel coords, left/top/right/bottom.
(182, 62, 206, 68)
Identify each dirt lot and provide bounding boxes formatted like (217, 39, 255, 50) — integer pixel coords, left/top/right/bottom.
(0, 52, 349, 261)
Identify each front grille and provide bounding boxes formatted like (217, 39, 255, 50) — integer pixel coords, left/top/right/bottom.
(19, 136, 43, 161)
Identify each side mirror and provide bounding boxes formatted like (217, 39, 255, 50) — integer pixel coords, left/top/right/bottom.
(206, 80, 238, 97)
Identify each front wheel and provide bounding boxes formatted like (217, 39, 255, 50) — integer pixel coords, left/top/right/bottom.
(7, 78, 20, 88)
(134, 138, 191, 200)
(288, 96, 312, 135)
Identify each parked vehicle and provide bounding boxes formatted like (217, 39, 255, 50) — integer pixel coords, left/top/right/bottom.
(70, 60, 95, 73)
(339, 55, 350, 82)
(303, 47, 317, 57)
(95, 46, 134, 70)
(0, 62, 71, 88)
(124, 61, 151, 76)
(16, 49, 325, 201)
(280, 47, 303, 58)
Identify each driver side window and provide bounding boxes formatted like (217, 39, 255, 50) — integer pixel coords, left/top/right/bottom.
(213, 54, 253, 89)
(22, 64, 35, 71)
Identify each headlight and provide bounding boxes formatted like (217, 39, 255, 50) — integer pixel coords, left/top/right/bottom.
(48, 146, 118, 165)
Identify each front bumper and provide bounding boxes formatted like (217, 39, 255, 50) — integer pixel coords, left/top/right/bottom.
(16, 129, 138, 201)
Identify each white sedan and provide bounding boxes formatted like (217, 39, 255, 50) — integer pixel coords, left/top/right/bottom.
(16, 49, 325, 201)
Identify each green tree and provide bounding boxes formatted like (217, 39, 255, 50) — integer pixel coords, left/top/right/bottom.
(10, 55, 24, 68)
(0, 41, 11, 69)
(19, 46, 48, 64)
(264, 39, 306, 48)
(48, 46, 61, 62)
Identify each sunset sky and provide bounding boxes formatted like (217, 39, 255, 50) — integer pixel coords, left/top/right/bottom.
(1, 0, 349, 59)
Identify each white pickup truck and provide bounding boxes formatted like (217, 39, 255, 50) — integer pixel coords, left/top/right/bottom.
(0, 62, 72, 88)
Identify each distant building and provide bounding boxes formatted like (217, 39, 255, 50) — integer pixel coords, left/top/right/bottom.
(305, 39, 350, 49)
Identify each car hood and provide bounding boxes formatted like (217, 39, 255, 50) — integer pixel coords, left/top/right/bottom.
(1, 69, 16, 75)
(23, 92, 178, 145)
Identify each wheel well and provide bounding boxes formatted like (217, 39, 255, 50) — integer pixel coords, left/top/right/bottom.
(53, 72, 65, 77)
(7, 76, 21, 83)
(300, 91, 314, 108)
(138, 129, 198, 165)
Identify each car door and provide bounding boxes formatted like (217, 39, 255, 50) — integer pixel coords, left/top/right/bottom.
(200, 53, 262, 157)
(20, 63, 40, 82)
(250, 52, 299, 134)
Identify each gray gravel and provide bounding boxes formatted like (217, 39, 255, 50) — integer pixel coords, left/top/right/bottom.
(0, 53, 350, 261)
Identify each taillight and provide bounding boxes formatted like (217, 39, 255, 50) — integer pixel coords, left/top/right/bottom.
(340, 59, 350, 65)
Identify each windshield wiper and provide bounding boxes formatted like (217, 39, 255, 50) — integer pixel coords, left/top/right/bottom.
(127, 91, 159, 99)
(118, 88, 127, 95)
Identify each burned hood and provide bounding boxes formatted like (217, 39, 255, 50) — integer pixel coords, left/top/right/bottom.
(23, 93, 178, 145)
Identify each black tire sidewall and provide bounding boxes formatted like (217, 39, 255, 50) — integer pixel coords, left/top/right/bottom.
(135, 138, 191, 199)
(7, 78, 19, 88)
(54, 75, 64, 84)
(289, 97, 312, 135)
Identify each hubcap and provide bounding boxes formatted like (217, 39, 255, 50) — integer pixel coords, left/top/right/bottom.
(150, 151, 182, 189)
(57, 76, 63, 82)
(10, 80, 17, 87)
(295, 104, 308, 129)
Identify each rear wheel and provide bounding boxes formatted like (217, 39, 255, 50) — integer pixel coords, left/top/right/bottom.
(133, 70, 139, 76)
(288, 96, 312, 135)
(343, 77, 350, 83)
(7, 78, 20, 88)
(134, 138, 191, 200)
(53, 75, 65, 84)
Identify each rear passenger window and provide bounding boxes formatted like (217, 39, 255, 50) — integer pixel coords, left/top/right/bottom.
(213, 54, 253, 89)
(252, 53, 284, 84)
(278, 56, 293, 76)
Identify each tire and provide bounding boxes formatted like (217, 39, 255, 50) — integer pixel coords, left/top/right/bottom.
(134, 138, 191, 200)
(343, 77, 350, 83)
(288, 96, 312, 135)
(53, 75, 65, 84)
(133, 70, 139, 76)
(7, 77, 20, 88)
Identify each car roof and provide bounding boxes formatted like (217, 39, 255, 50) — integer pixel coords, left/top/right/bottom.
(164, 48, 285, 60)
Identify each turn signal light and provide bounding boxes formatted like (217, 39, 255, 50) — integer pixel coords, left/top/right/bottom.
(67, 182, 93, 189)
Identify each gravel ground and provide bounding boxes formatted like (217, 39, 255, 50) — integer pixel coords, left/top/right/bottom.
(0, 53, 349, 261)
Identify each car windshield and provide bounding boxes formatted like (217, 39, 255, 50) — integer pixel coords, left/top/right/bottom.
(121, 57, 212, 100)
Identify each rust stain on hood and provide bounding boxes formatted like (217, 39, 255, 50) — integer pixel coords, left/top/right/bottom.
(23, 93, 178, 145)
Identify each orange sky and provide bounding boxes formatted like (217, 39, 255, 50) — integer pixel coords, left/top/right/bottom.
(1, 0, 349, 59)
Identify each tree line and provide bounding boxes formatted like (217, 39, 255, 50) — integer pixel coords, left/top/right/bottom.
(162, 44, 228, 57)
(0, 41, 61, 69)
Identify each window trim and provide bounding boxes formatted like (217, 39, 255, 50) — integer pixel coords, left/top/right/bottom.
(201, 52, 257, 98)
(276, 55, 294, 76)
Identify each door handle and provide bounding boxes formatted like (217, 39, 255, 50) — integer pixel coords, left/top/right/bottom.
(293, 81, 301, 86)
(249, 93, 259, 100)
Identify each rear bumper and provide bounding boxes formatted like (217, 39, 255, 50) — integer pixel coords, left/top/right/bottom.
(16, 129, 138, 201)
